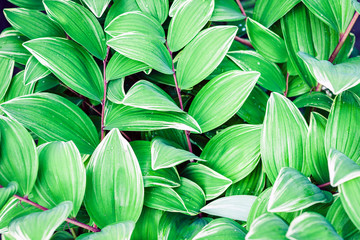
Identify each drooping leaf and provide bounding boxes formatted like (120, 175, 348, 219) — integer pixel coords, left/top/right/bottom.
(136, 0, 169, 24)
(237, 86, 268, 124)
(84, 129, 144, 228)
(0, 56, 14, 101)
(131, 207, 163, 240)
(293, 92, 333, 112)
(0, 183, 18, 210)
(0, 35, 31, 65)
(261, 92, 308, 183)
(246, 213, 288, 240)
(77, 221, 135, 240)
(0, 93, 99, 154)
(201, 124, 261, 182)
(24, 56, 50, 85)
(210, 0, 245, 22)
(176, 26, 238, 89)
(81, 0, 111, 18)
(23, 38, 103, 101)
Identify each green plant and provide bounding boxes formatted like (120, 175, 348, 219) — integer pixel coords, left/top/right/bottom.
(0, 0, 360, 239)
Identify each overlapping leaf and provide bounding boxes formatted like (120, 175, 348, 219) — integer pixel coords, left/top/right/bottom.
(210, 0, 245, 22)
(4, 71, 35, 102)
(24, 56, 50, 85)
(293, 92, 333, 112)
(132, 207, 163, 240)
(246, 213, 288, 240)
(77, 221, 135, 240)
(340, 177, 360, 231)
(136, 0, 169, 24)
(8, 0, 44, 10)
(0, 183, 18, 210)
(81, 0, 111, 18)
(0, 34, 31, 65)
(106, 53, 148, 81)
(0, 56, 14, 101)
(237, 86, 268, 124)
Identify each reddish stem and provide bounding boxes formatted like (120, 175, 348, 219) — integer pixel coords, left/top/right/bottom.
(284, 73, 289, 97)
(234, 36, 253, 48)
(235, 0, 246, 16)
(317, 182, 331, 188)
(101, 47, 110, 141)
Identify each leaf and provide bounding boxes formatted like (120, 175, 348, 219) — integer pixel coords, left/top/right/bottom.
(107, 33, 173, 75)
(33, 75, 59, 93)
(210, 0, 245, 22)
(286, 212, 342, 240)
(201, 195, 256, 221)
(0, 35, 30, 65)
(77, 221, 135, 240)
(7, 201, 73, 240)
(132, 207, 163, 240)
(176, 26, 238, 89)
(201, 124, 261, 182)
(339, 176, 360, 231)
(4, 71, 35, 102)
(104, 103, 201, 133)
(24, 56, 50, 85)
(107, 77, 125, 104)
(287, 76, 312, 98)
(81, 0, 111, 18)
(23, 37, 103, 101)
(31, 141, 86, 217)
(302, 0, 354, 33)
(151, 137, 203, 170)
(188, 70, 259, 132)
(0, 93, 99, 154)
(84, 129, 144, 228)
(268, 168, 332, 212)
(8, 0, 44, 10)
(136, 0, 169, 24)
(192, 218, 247, 240)
(167, 0, 214, 52)
(246, 18, 288, 63)
(237, 86, 268, 124)
(253, 0, 300, 27)
(182, 163, 232, 200)
(4, 8, 65, 39)
(44, 0, 107, 60)
(293, 92, 333, 111)
(261, 92, 308, 183)
(227, 51, 285, 92)
(246, 213, 288, 240)
(325, 91, 360, 164)
(104, 0, 141, 27)
(50, 231, 74, 240)
(0, 183, 18, 210)
(0, 56, 14, 101)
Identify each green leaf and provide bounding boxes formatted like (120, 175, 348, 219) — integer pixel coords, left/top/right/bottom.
(237, 86, 268, 124)
(4, 8, 65, 39)
(84, 129, 144, 228)
(268, 167, 332, 212)
(339, 177, 360, 230)
(7, 201, 73, 240)
(0, 183, 18, 210)
(253, 0, 300, 27)
(182, 163, 232, 200)
(176, 26, 238, 89)
(132, 207, 163, 240)
(302, 0, 354, 32)
(201, 124, 261, 182)
(0, 56, 14, 101)
(104, 0, 141, 27)
(293, 92, 333, 111)
(0, 93, 99, 154)
(287, 76, 312, 98)
(325, 91, 360, 164)
(189, 70, 259, 132)
(23, 37, 103, 102)
(0, 35, 30, 65)
(107, 77, 125, 103)
(107, 33, 173, 75)
(81, 0, 111, 18)
(210, 0, 245, 22)
(261, 92, 308, 183)
(246, 213, 288, 240)
(4, 71, 35, 102)
(104, 103, 201, 133)
(192, 218, 247, 240)
(33, 75, 59, 93)
(227, 51, 285, 92)
(50, 231, 74, 240)
(8, 0, 44, 10)
(44, 0, 107, 60)
(286, 212, 342, 240)
(136, 0, 169, 24)
(201, 195, 256, 221)
(31, 141, 86, 217)
(167, 0, 214, 52)
(246, 18, 288, 63)
(77, 221, 135, 240)
(24, 56, 50, 85)
(0, 116, 37, 196)
(151, 137, 203, 170)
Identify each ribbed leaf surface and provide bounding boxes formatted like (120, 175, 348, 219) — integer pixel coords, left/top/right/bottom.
(24, 56, 50, 85)
(136, 0, 169, 24)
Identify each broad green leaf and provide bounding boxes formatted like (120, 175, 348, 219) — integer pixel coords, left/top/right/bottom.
(104, 0, 141, 27)
(136, 0, 169, 24)
(293, 92, 333, 111)
(268, 168, 332, 212)
(246, 18, 287, 63)
(210, 0, 245, 22)
(151, 137, 203, 170)
(4, 71, 35, 102)
(188, 70, 259, 132)
(192, 218, 247, 240)
(131, 141, 181, 188)
(141, 70, 176, 87)
(201, 195, 256, 221)
(0, 183, 18, 209)
(227, 51, 285, 92)
(0, 116, 37, 196)
(0, 93, 99, 154)
(302, 0, 354, 33)
(107, 77, 125, 103)
(237, 86, 268, 124)
(253, 0, 300, 27)
(132, 207, 163, 240)
(287, 76, 312, 98)
(325, 91, 360, 164)
(306, 112, 329, 184)
(261, 92, 308, 183)
(44, 0, 107, 60)
(328, 149, 360, 187)
(340, 177, 360, 231)
(0, 56, 14, 100)
(33, 75, 59, 93)
(107, 33, 173, 74)
(77, 221, 135, 240)
(84, 129, 144, 228)
(169, 0, 187, 17)
(286, 212, 342, 240)
(201, 124, 261, 182)
(23, 38, 103, 101)
(176, 26, 238, 89)
(81, 0, 111, 17)
(31, 141, 85, 217)
(24, 56, 50, 85)
(182, 163, 232, 200)
(7, 201, 73, 240)
(246, 213, 288, 240)
(0, 35, 30, 65)
(50, 231, 73, 240)
(167, 0, 214, 52)
(104, 103, 201, 133)
(8, 0, 43, 10)
(207, 55, 240, 79)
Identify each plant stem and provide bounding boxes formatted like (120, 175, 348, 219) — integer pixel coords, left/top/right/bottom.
(284, 73, 289, 97)
(234, 36, 253, 48)
(101, 47, 110, 141)
(235, 0, 246, 16)
(317, 182, 331, 188)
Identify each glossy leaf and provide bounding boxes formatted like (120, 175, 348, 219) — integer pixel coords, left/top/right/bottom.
(81, 0, 111, 18)
(0, 93, 99, 154)
(8, 0, 43, 10)
(0, 183, 18, 210)
(237, 86, 268, 124)
(246, 213, 288, 240)
(84, 129, 144, 228)
(210, 0, 245, 22)
(293, 92, 333, 112)
(107, 77, 125, 103)
(0, 56, 14, 100)
(104, 0, 141, 27)
(287, 76, 312, 98)
(77, 221, 135, 240)
(132, 207, 163, 240)
(136, 0, 169, 24)
(0, 35, 31, 65)
(4, 71, 35, 102)
(340, 177, 360, 231)
(24, 56, 50, 85)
